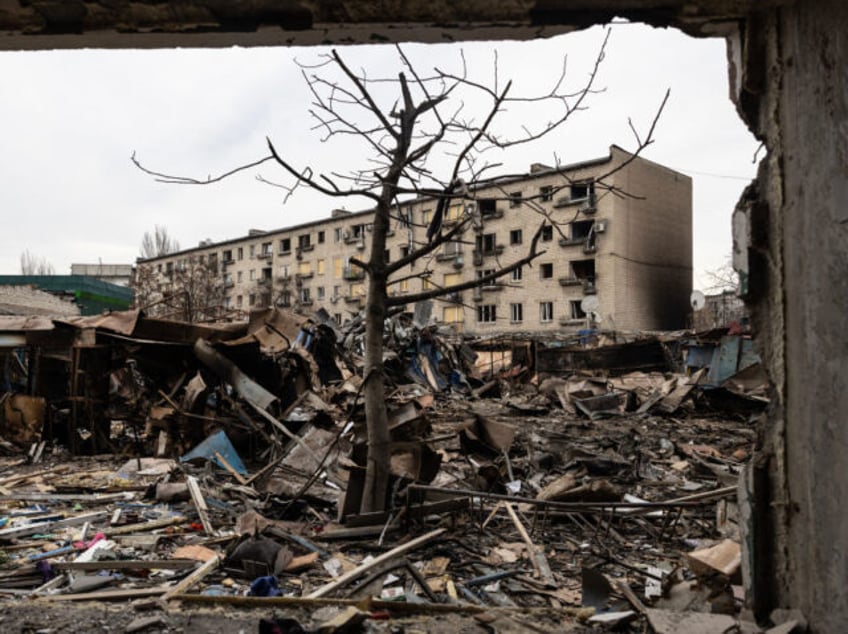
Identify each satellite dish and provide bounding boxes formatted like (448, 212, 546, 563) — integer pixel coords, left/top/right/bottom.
(690, 290, 706, 311)
(580, 296, 600, 314)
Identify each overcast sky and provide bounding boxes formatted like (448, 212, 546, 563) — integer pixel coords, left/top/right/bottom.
(0, 22, 758, 290)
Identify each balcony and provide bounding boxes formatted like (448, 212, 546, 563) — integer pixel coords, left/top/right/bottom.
(257, 277, 272, 287)
(559, 276, 582, 287)
(481, 282, 504, 292)
(299, 299, 313, 306)
(343, 267, 365, 281)
(258, 251, 273, 260)
(580, 193, 598, 215)
(445, 292, 463, 304)
(223, 279, 234, 289)
(344, 295, 363, 305)
(436, 250, 462, 262)
(583, 279, 597, 294)
(559, 316, 586, 327)
(558, 237, 584, 247)
(480, 209, 504, 220)
(296, 271, 314, 280)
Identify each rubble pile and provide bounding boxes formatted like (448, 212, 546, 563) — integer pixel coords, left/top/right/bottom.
(0, 308, 797, 633)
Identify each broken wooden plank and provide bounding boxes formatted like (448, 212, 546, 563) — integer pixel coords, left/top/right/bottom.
(0, 511, 109, 540)
(104, 515, 186, 536)
(214, 451, 248, 485)
(185, 475, 214, 535)
(38, 587, 168, 602)
(161, 555, 220, 601)
(505, 502, 551, 583)
(53, 560, 198, 571)
(307, 528, 446, 599)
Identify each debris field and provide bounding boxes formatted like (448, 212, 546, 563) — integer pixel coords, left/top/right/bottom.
(0, 307, 800, 633)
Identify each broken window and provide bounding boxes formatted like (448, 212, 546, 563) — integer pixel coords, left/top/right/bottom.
(571, 220, 594, 241)
(334, 313, 342, 324)
(540, 301, 554, 322)
(512, 266, 523, 282)
(476, 304, 497, 323)
(249, 293, 256, 306)
(249, 244, 256, 258)
(279, 238, 291, 254)
(237, 247, 243, 261)
(317, 230, 325, 244)
(570, 300, 586, 319)
(509, 191, 522, 208)
(540, 263, 553, 279)
(236, 295, 243, 307)
(279, 291, 291, 307)
(476, 233, 497, 255)
(510, 229, 522, 245)
(478, 198, 499, 217)
(334, 228, 343, 243)
(570, 181, 595, 201)
(262, 242, 272, 257)
(237, 271, 243, 283)
(570, 259, 596, 282)
(317, 286, 325, 299)
(541, 225, 553, 242)
(223, 250, 233, 263)
(300, 287, 311, 303)
(511, 303, 523, 323)
(298, 234, 311, 249)
(540, 186, 553, 202)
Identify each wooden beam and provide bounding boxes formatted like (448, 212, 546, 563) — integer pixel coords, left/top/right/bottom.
(307, 528, 446, 599)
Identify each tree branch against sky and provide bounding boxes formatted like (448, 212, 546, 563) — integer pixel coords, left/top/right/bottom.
(133, 31, 672, 513)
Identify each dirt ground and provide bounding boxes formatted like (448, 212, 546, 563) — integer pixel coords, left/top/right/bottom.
(0, 600, 595, 633)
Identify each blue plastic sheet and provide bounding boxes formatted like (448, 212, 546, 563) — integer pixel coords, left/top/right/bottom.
(180, 430, 248, 476)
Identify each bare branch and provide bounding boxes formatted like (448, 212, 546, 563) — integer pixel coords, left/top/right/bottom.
(131, 151, 275, 185)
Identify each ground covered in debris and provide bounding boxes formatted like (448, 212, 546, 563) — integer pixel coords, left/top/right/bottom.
(0, 308, 798, 633)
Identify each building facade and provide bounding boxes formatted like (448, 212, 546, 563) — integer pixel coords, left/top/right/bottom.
(136, 146, 692, 334)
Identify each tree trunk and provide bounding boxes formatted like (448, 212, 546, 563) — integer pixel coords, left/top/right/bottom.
(360, 198, 393, 513)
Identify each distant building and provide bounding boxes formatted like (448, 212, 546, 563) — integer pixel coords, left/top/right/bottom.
(0, 276, 133, 316)
(70, 263, 133, 287)
(137, 146, 692, 334)
(692, 289, 747, 331)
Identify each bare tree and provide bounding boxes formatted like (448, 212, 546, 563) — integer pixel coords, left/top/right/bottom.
(133, 254, 224, 322)
(133, 35, 667, 513)
(20, 249, 55, 275)
(139, 225, 181, 259)
(703, 256, 739, 293)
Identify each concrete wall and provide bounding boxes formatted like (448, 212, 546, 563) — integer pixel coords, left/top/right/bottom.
(609, 148, 693, 330)
(731, 2, 848, 630)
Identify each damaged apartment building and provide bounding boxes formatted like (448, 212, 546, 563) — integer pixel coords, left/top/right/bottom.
(136, 145, 692, 334)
